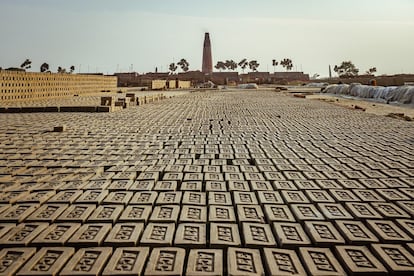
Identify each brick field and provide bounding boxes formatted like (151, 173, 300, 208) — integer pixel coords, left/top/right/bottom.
(0, 90, 413, 275)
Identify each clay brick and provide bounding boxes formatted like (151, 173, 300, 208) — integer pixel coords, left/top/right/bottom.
(140, 223, 175, 246)
(335, 245, 387, 276)
(273, 222, 311, 248)
(208, 192, 232, 205)
(47, 190, 83, 204)
(317, 203, 354, 220)
(156, 192, 182, 205)
(299, 247, 346, 276)
(75, 190, 108, 204)
(26, 203, 68, 222)
(130, 191, 158, 205)
(118, 205, 152, 223)
(184, 173, 204, 182)
(104, 223, 144, 246)
(233, 191, 258, 205)
(32, 223, 81, 246)
(129, 180, 155, 191)
(237, 205, 266, 223)
(153, 180, 178, 191)
(87, 205, 124, 223)
(17, 247, 74, 276)
(185, 249, 223, 276)
(371, 244, 414, 275)
(263, 248, 307, 276)
(305, 190, 335, 203)
(335, 220, 379, 244)
(209, 223, 241, 248)
(137, 171, 160, 181)
(376, 188, 410, 201)
(242, 222, 276, 247)
(281, 191, 309, 204)
(396, 219, 414, 238)
(353, 189, 385, 202)
(227, 247, 264, 276)
(0, 223, 16, 239)
(60, 247, 112, 276)
(0, 222, 48, 246)
(162, 172, 184, 182)
(180, 181, 202, 191)
(397, 201, 414, 216)
(330, 189, 360, 202)
(228, 180, 250, 191)
(264, 204, 296, 222)
(144, 247, 185, 276)
(205, 181, 227, 192)
(209, 205, 236, 223)
(182, 191, 206, 206)
(0, 247, 36, 275)
(290, 204, 325, 221)
(174, 223, 206, 247)
(257, 191, 284, 205)
(345, 202, 383, 220)
(366, 219, 412, 242)
(102, 247, 149, 276)
(304, 221, 345, 246)
(0, 203, 39, 222)
(103, 191, 133, 205)
(180, 205, 207, 223)
(67, 223, 112, 246)
(149, 205, 180, 222)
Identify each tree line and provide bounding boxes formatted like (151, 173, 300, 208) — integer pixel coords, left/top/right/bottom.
(1, 58, 76, 74)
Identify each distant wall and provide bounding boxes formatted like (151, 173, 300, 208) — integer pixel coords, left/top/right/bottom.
(0, 70, 117, 102)
(151, 79, 191, 90)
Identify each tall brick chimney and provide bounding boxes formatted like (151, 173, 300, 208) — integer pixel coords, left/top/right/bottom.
(202, 33, 213, 74)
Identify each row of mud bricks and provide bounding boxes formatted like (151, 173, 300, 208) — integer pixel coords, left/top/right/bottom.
(101, 93, 167, 112)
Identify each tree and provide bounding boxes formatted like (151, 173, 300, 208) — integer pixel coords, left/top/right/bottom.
(238, 59, 248, 73)
(20, 59, 31, 70)
(365, 67, 377, 76)
(40, 63, 49, 72)
(225, 60, 237, 71)
(334, 61, 359, 77)
(272, 59, 279, 72)
(215, 61, 226, 72)
(248, 60, 260, 72)
(169, 63, 178, 74)
(69, 65, 75, 74)
(177, 58, 189, 72)
(57, 66, 66, 73)
(280, 58, 293, 71)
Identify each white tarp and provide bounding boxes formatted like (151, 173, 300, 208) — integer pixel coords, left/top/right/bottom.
(323, 84, 414, 104)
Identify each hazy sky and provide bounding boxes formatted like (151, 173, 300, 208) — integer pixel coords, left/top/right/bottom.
(1, 0, 413, 77)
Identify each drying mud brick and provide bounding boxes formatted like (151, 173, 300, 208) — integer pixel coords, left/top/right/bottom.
(299, 247, 346, 276)
(144, 247, 186, 276)
(0, 248, 36, 276)
(371, 202, 411, 219)
(263, 204, 296, 222)
(149, 205, 180, 222)
(0, 223, 48, 246)
(32, 223, 81, 246)
(335, 220, 379, 244)
(130, 191, 158, 205)
(257, 191, 284, 205)
(227, 247, 264, 276)
(237, 205, 266, 224)
(208, 192, 232, 205)
(17, 247, 74, 276)
(102, 247, 150, 276)
(156, 192, 182, 205)
(242, 222, 277, 247)
(185, 249, 223, 276)
(233, 192, 258, 205)
(104, 223, 144, 246)
(371, 244, 414, 275)
(317, 203, 354, 220)
(0, 204, 39, 223)
(366, 220, 412, 242)
(140, 223, 175, 246)
(208, 205, 236, 223)
(103, 191, 133, 205)
(209, 223, 241, 248)
(290, 204, 325, 221)
(67, 223, 112, 247)
(345, 202, 383, 220)
(0, 223, 16, 239)
(304, 221, 345, 246)
(263, 248, 307, 276)
(87, 205, 124, 223)
(180, 205, 207, 223)
(60, 247, 112, 276)
(56, 204, 96, 223)
(273, 222, 311, 248)
(174, 223, 206, 247)
(335, 245, 387, 276)
(281, 191, 309, 204)
(118, 205, 152, 223)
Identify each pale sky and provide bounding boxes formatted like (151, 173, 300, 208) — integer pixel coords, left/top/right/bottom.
(1, 0, 413, 77)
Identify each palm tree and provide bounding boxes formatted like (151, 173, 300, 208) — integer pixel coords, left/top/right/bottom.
(272, 59, 279, 72)
(169, 63, 178, 74)
(248, 60, 260, 72)
(280, 58, 293, 71)
(40, 63, 49, 72)
(177, 58, 189, 72)
(215, 61, 226, 72)
(238, 59, 248, 73)
(57, 66, 66, 73)
(69, 65, 75, 74)
(226, 60, 237, 71)
(365, 67, 377, 76)
(20, 59, 32, 70)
